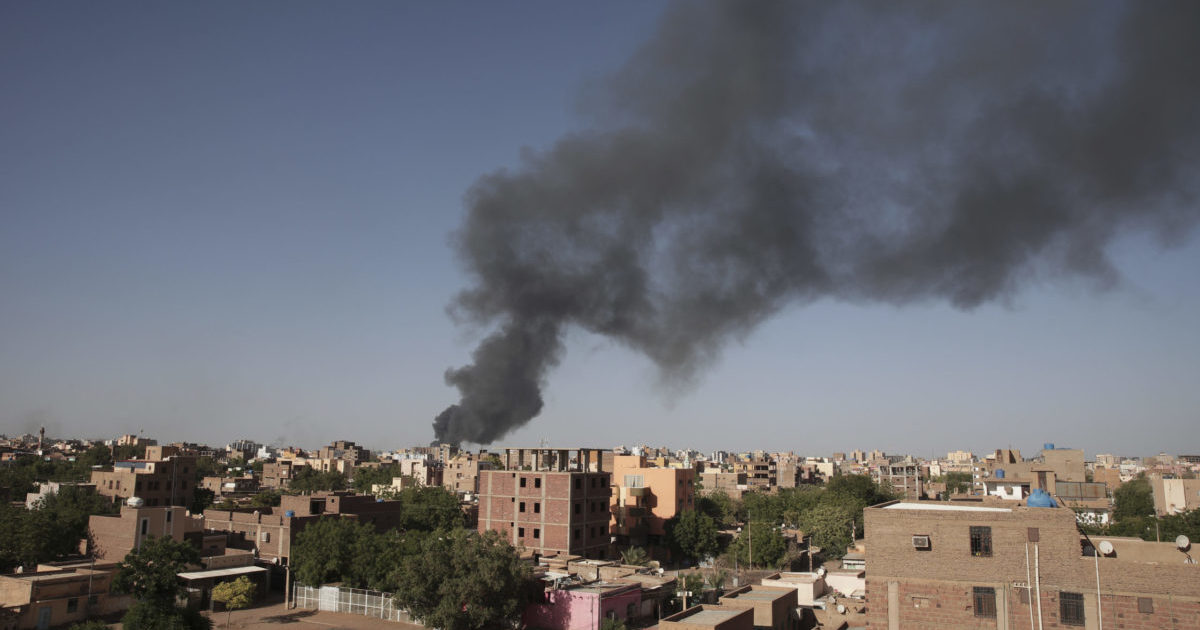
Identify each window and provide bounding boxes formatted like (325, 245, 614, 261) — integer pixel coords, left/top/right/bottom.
(519, 527, 525, 537)
(624, 475, 644, 488)
(574, 503, 581, 515)
(140, 518, 149, 536)
(67, 598, 78, 613)
(534, 478, 541, 488)
(1060, 592, 1085, 626)
(166, 511, 173, 523)
(575, 478, 582, 490)
(520, 477, 527, 488)
(973, 587, 996, 618)
(534, 503, 541, 513)
(520, 502, 526, 513)
(1137, 597, 1154, 614)
(969, 526, 992, 557)
(574, 529, 581, 540)
(88, 595, 98, 606)
(533, 528, 540, 539)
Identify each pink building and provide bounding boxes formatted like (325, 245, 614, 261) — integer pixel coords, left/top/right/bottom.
(524, 582, 641, 630)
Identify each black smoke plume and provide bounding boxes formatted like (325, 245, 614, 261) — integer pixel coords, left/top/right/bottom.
(434, 1, 1200, 445)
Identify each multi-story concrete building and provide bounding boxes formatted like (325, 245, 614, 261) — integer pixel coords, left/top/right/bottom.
(871, 458, 923, 501)
(610, 455, 696, 549)
(316, 440, 370, 464)
(864, 499, 1200, 629)
(477, 448, 612, 559)
(261, 460, 297, 489)
(442, 451, 494, 496)
(90, 446, 196, 508)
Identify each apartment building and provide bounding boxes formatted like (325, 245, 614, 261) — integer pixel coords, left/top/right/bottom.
(261, 459, 296, 489)
(610, 454, 695, 548)
(443, 451, 494, 496)
(317, 440, 370, 464)
(863, 499, 1200, 629)
(870, 458, 923, 501)
(90, 446, 196, 507)
(478, 448, 613, 559)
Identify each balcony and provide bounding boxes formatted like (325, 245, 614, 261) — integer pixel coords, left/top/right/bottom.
(627, 486, 648, 497)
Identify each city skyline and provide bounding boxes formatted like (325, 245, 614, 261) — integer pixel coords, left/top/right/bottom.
(2, 2, 1198, 456)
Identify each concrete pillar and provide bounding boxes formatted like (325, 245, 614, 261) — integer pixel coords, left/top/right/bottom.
(887, 581, 899, 630)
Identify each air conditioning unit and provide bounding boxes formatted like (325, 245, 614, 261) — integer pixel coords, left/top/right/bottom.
(912, 535, 931, 549)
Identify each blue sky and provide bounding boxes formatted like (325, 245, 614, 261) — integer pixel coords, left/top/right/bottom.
(2, 2, 1197, 458)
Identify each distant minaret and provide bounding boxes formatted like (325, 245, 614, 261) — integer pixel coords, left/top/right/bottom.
(38, 426, 45, 456)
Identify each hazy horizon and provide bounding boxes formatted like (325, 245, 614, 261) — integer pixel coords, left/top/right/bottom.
(3, 1, 1198, 457)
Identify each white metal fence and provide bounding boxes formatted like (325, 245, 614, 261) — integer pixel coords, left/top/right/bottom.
(292, 584, 413, 622)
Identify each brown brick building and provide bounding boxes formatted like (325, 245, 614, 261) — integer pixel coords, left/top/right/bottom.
(90, 446, 196, 508)
(478, 448, 612, 559)
(864, 500, 1200, 629)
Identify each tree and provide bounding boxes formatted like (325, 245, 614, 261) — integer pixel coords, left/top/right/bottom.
(393, 529, 531, 630)
(353, 464, 400, 493)
(288, 466, 346, 493)
(249, 489, 282, 508)
(191, 487, 216, 513)
(211, 575, 255, 627)
(620, 546, 649, 566)
(696, 490, 740, 527)
(394, 485, 466, 531)
(669, 510, 720, 563)
(729, 522, 787, 569)
(943, 472, 972, 497)
(111, 536, 208, 630)
(1113, 478, 1155, 522)
(799, 503, 856, 560)
(290, 517, 374, 587)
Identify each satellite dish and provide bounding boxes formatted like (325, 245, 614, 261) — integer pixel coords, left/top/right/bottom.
(1098, 541, 1114, 556)
(1177, 535, 1191, 551)
(816, 567, 827, 577)
(836, 604, 847, 614)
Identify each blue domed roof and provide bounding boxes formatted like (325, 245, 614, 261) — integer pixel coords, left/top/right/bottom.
(1027, 488, 1056, 508)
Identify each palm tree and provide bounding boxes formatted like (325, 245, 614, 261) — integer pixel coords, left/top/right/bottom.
(620, 546, 649, 566)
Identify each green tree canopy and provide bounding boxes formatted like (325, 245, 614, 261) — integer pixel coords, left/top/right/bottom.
(392, 529, 531, 630)
(291, 517, 375, 587)
(288, 466, 346, 493)
(211, 575, 256, 627)
(729, 522, 787, 569)
(668, 509, 720, 562)
(353, 464, 401, 493)
(111, 536, 201, 608)
(799, 502, 856, 560)
(620, 546, 649, 566)
(1112, 478, 1155, 522)
(696, 490, 740, 527)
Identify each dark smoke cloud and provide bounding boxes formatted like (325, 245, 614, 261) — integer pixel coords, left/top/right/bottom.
(434, 1, 1200, 445)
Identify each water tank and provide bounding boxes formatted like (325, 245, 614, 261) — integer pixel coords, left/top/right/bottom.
(1027, 488, 1056, 508)
(994, 469, 1005, 479)
(284, 510, 296, 518)
(126, 496, 144, 508)
(1043, 443, 1056, 451)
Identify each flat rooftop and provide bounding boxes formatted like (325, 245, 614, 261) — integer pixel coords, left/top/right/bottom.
(679, 609, 742, 625)
(881, 502, 1011, 513)
(725, 590, 784, 601)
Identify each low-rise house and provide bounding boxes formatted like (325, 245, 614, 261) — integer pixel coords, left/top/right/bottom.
(0, 560, 128, 629)
(717, 585, 798, 630)
(659, 605, 754, 630)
